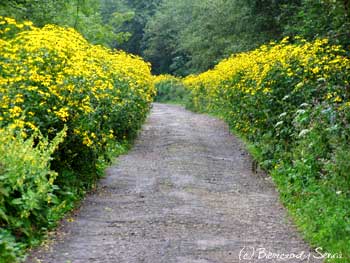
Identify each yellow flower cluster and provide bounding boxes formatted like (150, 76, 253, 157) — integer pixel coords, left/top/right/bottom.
(153, 74, 179, 84)
(184, 37, 350, 134)
(185, 37, 349, 98)
(0, 16, 33, 38)
(0, 16, 155, 149)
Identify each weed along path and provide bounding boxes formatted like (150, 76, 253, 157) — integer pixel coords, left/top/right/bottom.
(27, 103, 321, 263)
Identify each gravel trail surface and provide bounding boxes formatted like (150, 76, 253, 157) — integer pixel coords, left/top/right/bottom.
(27, 103, 321, 263)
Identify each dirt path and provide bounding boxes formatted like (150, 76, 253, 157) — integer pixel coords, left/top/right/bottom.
(27, 103, 322, 263)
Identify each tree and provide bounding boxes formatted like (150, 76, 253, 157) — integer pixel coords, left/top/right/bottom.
(142, 0, 193, 75)
(142, 0, 284, 75)
(282, 0, 350, 46)
(0, 0, 133, 48)
(115, 0, 162, 55)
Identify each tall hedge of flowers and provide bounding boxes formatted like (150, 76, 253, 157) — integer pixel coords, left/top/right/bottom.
(184, 37, 350, 260)
(0, 16, 154, 261)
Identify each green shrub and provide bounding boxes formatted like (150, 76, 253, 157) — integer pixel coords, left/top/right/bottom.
(0, 229, 24, 263)
(154, 75, 189, 103)
(0, 126, 66, 262)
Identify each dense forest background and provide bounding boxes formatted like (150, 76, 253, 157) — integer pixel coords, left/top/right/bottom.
(1, 0, 349, 75)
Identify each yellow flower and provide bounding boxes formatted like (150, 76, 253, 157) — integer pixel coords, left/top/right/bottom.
(312, 67, 320, 74)
(55, 107, 69, 122)
(333, 96, 342, 103)
(9, 106, 22, 118)
(83, 136, 93, 147)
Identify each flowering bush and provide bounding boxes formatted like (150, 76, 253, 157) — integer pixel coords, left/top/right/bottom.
(184, 37, 350, 259)
(0, 16, 155, 187)
(0, 16, 154, 261)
